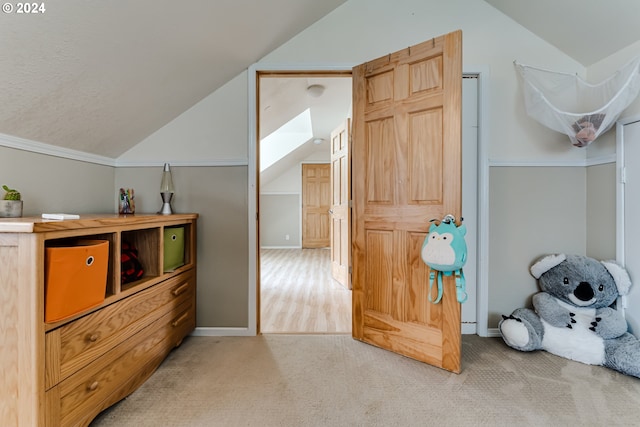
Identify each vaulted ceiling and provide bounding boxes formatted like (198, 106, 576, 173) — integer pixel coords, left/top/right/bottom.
(2, 0, 639, 159)
(0, 0, 347, 158)
(484, 0, 640, 67)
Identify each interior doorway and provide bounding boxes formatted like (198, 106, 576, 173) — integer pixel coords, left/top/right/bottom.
(257, 71, 353, 334)
(251, 67, 485, 337)
(301, 163, 331, 249)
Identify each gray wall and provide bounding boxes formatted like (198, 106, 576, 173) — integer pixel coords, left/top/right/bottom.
(4, 144, 609, 332)
(115, 166, 248, 327)
(0, 150, 249, 327)
(586, 163, 616, 261)
(489, 166, 587, 326)
(260, 194, 300, 248)
(0, 146, 114, 215)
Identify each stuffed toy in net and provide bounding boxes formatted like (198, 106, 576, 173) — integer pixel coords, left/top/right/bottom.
(515, 57, 640, 147)
(499, 254, 640, 379)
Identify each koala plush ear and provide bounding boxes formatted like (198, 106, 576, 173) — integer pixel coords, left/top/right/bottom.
(601, 260, 632, 296)
(530, 254, 567, 279)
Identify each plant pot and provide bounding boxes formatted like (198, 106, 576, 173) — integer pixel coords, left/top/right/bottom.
(0, 200, 23, 218)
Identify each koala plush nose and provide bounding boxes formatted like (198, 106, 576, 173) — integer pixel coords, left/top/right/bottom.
(574, 281, 594, 301)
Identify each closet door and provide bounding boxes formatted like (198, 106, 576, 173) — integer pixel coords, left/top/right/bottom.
(620, 119, 640, 335)
(302, 163, 331, 248)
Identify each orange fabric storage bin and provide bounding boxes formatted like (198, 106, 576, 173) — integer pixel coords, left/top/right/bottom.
(45, 239, 109, 322)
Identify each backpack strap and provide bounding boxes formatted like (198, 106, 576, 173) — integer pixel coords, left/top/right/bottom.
(455, 269, 467, 303)
(429, 269, 467, 304)
(428, 270, 444, 304)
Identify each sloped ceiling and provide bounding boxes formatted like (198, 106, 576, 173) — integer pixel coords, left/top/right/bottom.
(0, 0, 346, 158)
(484, 0, 640, 67)
(258, 76, 352, 186)
(2, 0, 639, 159)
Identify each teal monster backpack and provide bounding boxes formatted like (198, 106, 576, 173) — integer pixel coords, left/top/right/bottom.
(420, 215, 468, 304)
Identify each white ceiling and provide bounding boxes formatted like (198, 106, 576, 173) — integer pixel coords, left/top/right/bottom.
(2, 0, 639, 158)
(0, 0, 347, 158)
(484, 0, 640, 67)
(260, 76, 352, 141)
(258, 76, 352, 185)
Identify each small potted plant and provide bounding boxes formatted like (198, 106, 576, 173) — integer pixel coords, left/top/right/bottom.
(1, 185, 23, 217)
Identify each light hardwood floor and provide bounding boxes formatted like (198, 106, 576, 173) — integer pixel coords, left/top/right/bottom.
(260, 248, 351, 333)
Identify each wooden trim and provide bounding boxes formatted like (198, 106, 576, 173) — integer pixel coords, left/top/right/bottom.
(258, 70, 352, 79)
(254, 67, 354, 334)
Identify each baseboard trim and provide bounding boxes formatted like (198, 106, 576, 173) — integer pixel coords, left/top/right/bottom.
(191, 327, 255, 337)
(462, 323, 477, 335)
(193, 326, 485, 338)
(486, 327, 502, 338)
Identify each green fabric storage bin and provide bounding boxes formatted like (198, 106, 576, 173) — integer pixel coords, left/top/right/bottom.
(164, 226, 185, 272)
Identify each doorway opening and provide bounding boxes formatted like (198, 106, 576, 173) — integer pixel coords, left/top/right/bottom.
(257, 71, 353, 334)
(249, 65, 487, 338)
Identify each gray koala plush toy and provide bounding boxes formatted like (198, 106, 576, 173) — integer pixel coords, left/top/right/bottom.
(499, 254, 640, 378)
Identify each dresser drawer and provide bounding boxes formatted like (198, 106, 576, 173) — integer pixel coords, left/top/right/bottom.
(46, 299, 195, 427)
(45, 271, 195, 389)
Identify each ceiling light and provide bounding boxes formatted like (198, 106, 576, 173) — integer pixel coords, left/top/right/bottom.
(313, 138, 324, 145)
(307, 84, 325, 98)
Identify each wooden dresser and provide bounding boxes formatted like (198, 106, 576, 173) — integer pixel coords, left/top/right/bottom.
(0, 214, 198, 427)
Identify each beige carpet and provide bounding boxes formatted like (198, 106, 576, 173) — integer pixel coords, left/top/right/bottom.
(91, 334, 640, 427)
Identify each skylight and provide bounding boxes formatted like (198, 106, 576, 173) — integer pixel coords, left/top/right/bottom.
(260, 108, 313, 172)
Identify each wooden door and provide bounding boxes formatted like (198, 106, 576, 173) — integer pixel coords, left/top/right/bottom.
(302, 163, 330, 248)
(352, 31, 463, 373)
(330, 119, 351, 289)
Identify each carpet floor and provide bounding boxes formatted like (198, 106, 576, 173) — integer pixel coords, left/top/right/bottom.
(90, 334, 640, 427)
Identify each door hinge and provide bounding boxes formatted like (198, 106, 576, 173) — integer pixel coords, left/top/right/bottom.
(348, 200, 353, 208)
(621, 166, 627, 184)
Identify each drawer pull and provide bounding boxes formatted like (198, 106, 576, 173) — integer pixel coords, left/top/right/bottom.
(87, 381, 99, 392)
(87, 334, 99, 343)
(171, 311, 190, 328)
(171, 283, 190, 297)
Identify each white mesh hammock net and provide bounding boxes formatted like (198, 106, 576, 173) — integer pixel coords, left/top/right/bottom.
(515, 57, 640, 147)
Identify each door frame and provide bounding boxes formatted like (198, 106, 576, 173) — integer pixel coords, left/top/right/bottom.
(616, 114, 640, 334)
(247, 63, 490, 337)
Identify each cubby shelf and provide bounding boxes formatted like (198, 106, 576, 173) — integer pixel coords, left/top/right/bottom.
(0, 213, 198, 427)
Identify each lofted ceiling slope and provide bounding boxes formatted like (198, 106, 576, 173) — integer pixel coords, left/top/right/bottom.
(484, 0, 640, 67)
(0, 0, 346, 158)
(2, 0, 639, 159)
